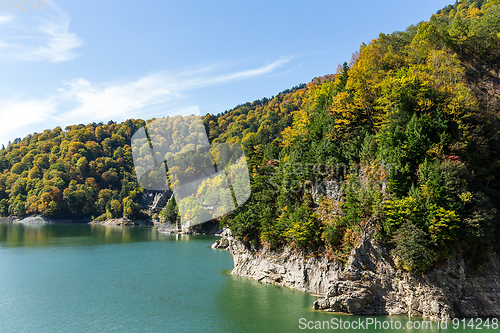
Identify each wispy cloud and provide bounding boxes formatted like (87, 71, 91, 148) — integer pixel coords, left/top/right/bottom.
(59, 75, 179, 124)
(0, 15, 14, 24)
(0, 1, 82, 62)
(57, 57, 291, 124)
(176, 57, 291, 87)
(0, 98, 56, 145)
(207, 57, 291, 83)
(0, 58, 292, 145)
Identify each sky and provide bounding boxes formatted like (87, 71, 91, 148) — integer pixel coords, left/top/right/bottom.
(0, 0, 454, 147)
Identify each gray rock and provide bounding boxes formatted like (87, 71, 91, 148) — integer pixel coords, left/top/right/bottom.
(216, 227, 500, 320)
(211, 237, 230, 250)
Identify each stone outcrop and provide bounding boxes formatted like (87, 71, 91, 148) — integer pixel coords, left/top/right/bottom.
(211, 227, 232, 249)
(90, 217, 153, 226)
(211, 237, 230, 249)
(138, 190, 171, 214)
(0, 215, 91, 224)
(213, 228, 500, 320)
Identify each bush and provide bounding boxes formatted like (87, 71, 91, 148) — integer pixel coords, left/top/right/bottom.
(283, 206, 323, 250)
(159, 196, 178, 223)
(95, 212, 109, 222)
(391, 221, 436, 272)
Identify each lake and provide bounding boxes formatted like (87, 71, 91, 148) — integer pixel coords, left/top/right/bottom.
(0, 223, 494, 332)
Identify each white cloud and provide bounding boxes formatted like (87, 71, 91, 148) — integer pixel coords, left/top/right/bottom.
(56, 57, 291, 124)
(174, 57, 291, 88)
(59, 75, 179, 124)
(0, 15, 14, 24)
(0, 58, 292, 146)
(207, 57, 291, 83)
(0, 98, 56, 144)
(0, 1, 82, 62)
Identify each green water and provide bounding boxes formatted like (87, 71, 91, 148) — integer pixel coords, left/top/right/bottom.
(0, 223, 496, 332)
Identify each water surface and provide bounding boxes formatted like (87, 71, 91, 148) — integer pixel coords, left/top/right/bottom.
(0, 223, 494, 332)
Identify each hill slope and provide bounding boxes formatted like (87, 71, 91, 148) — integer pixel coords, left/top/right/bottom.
(219, 0, 500, 272)
(0, 0, 499, 274)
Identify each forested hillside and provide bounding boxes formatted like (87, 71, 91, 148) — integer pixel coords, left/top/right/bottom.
(1, 0, 499, 271)
(215, 0, 500, 271)
(0, 120, 146, 220)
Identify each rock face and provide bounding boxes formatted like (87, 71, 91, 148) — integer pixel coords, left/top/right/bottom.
(138, 190, 171, 214)
(215, 229, 500, 320)
(211, 227, 232, 249)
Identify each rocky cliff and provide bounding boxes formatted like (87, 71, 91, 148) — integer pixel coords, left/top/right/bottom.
(214, 228, 500, 320)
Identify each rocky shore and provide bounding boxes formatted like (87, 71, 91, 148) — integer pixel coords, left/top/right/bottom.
(0, 215, 151, 225)
(0, 215, 221, 234)
(0, 215, 91, 224)
(89, 217, 153, 226)
(212, 228, 500, 320)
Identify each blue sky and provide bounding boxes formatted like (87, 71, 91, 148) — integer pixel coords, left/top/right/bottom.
(0, 0, 453, 146)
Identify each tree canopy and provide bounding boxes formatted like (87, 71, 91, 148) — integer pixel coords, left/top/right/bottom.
(1, 0, 499, 271)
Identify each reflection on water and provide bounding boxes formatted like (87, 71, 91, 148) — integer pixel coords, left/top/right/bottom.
(216, 274, 320, 332)
(216, 275, 443, 333)
(0, 222, 195, 248)
(0, 223, 496, 332)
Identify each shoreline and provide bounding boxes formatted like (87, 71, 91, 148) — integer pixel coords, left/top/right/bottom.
(211, 228, 500, 320)
(0, 215, 222, 235)
(0, 215, 92, 224)
(89, 217, 153, 226)
(4, 216, 498, 319)
(0, 215, 155, 226)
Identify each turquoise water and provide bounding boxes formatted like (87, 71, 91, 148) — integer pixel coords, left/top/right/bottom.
(0, 223, 496, 332)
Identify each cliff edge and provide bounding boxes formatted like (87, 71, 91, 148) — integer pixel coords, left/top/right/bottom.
(214, 228, 500, 321)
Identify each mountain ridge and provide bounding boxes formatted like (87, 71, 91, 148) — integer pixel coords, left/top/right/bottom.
(0, 0, 499, 276)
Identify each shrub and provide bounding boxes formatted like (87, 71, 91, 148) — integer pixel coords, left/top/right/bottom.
(391, 221, 436, 272)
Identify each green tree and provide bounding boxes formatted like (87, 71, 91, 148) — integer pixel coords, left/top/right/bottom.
(391, 222, 436, 272)
(160, 196, 178, 223)
(108, 199, 123, 218)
